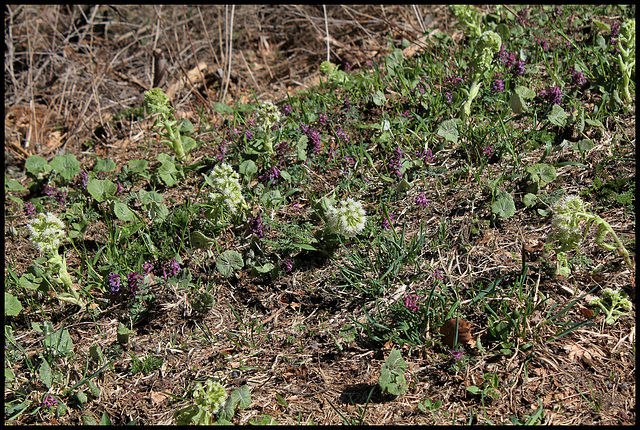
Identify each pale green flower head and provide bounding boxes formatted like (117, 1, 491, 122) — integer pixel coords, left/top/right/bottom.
(27, 212, 66, 255)
(325, 198, 367, 238)
(144, 87, 172, 119)
(207, 163, 247, 214)
(472, 31, 502, 77)
(193, 379, 227, 416)
(255, 101, 282, 132)
(550, 195, 586, 250)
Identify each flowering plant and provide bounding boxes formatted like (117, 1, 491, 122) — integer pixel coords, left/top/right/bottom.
(144, 88, 197, 161)
(460, 30, 502, 120)
(324, 198, 367, 238)
(549, 195, 633, 276)
(174, 379, 228, 425)
(27, 212, 84, 308)
(616, 19, 635, 104)
(204, 163, 249, 217)
(587, 288, 632, 325)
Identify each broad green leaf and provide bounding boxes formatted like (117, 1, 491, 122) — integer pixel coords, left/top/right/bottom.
(231, 385, 252, 409)
(25, 155, 52, 177)
(113, 201, 138, 222)
(297, 135, 308, 161)
(94, 157, 117, 173)
(100, 412, 112, 425)
(87, 179, 117, 202)
(157, 161, 179, 187)
(523, 193, 537, 207)
(379, 348, 408, 396)
(190, 231, 216, 249)
(239, 159, 257, 178)
(572, 138, 594, 153)
(213, 102, 234, 114)
(216, 250, 244, 277)
(128, 159, 149, 173)
(39, 358, 53, 388)
(81, 413, 98, 425)
(138, 189, 163, 205)
(4, 292, 23, 316)
(526, 163, 556, 188)
(5, 178, 26, 192)
(547, 104, 567, 127)
(372, 90, 387, 106)
(437, 119, 459, 144)
(515, 86, 536, 99)
(43, 328, 74, 356)
(509, 93, 526, 113)
(491, 191, 516, 219)
(292, 242, 317, 251)
(178, 118, 195, 133)
(50, 154, 81, 182)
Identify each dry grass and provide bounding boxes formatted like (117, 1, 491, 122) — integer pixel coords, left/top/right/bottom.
(4, 5, 636, 426)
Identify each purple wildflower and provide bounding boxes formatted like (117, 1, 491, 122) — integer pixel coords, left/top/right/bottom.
(365, 59, 373, 68)
(433, 269, 444, 281)
(245, 129, 253, 141)
(40, 394, 58, 408)
(108, 272, 121, 299)
(78, 170, 89, 189)
(342, 97, 352, 111)
(259, 165, 281, 184)
(162, 258, 181, 281)
(511, 59, 525, 77)
(336, 127, 349, 142)
(388, 146, 403, 177)
(280, 258, 293, 273)
(482, 146, 493, 158)
(24, 201, 36, 215)
(404, 295, 423, 312)
(490, 79, 505, 94)
(127, 271, 143, 297)
(382, 213, 394, 230)
(142, 263, 154, 277)
(282, 104, 292, 116)
(419, 148, 434, 164)
(539, 86, 562, 106)
(344, 61, 351, 71)
(116, 182, 123, 195)
(415, 193, 429, 209)
(317, 113, 327, 127)
(570, 69, 587, 87)
(247, 211, 266, 238)
(450, 349, 465, 360)
(444, 91, 452, 104)
(537, 39, 548, 51)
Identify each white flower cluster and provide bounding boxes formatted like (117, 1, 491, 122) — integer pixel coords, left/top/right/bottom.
(27, 212, 66, 255)
(208, 163, 247, 214)
(550, 195, 586, 250)
(255, 101, 282, 132)
(325, 198, 367, 238)
(193, 379, 228, 416)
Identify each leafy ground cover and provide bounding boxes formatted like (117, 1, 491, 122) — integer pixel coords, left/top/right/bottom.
(4, 4, 636, 425)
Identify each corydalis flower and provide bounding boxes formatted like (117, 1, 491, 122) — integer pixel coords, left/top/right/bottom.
(325, 198, 367, 238)
(27, 212, 66, 255)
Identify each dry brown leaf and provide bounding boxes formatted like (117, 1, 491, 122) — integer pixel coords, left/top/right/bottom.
(150, 390, 168, 406)
(439, 318, 473, 348)
(564, 343, 601, 367)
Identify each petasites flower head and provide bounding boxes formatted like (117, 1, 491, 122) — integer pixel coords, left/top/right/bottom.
(144, 87, 172, 119)
(27, 212, 66, 255)
(550, 195, 586, 251)
(207, 163, 247, 214)
(255, 101, 282, 132)
(193, 379, 228, 417)
(587, 287, 633, 325)
(325, 198, 367, 238)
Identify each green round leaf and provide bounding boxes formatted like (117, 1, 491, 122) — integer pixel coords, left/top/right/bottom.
(216, 250, 244, 277)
